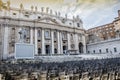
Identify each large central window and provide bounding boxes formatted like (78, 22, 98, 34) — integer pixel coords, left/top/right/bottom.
(45, 30, 50, 39)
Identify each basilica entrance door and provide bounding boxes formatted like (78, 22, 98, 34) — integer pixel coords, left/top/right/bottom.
(79, 42, 83, 53)
(63, 46, 67, 54)
(45, 45, 50, 55)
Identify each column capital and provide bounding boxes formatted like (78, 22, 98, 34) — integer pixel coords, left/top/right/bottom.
(41, 27, 45, 30)
(67, 31, 71, 34)
(30, 26, 34, 28)
(50, 29, 55, 32)
(55, 29, 61, 32)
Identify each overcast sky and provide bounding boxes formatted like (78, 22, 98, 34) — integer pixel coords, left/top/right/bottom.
(3, 0, 120, 29)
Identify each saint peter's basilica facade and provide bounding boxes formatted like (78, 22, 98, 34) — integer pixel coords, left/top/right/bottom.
(0, 1, 86, 59)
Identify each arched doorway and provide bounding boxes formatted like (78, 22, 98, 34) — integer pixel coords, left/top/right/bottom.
(54, 48, 57, 54)
(63, 46, 67, 54)
(38, 48, 41, 55)
(45, 45, 50, 55)
(79, 42, 83, 53)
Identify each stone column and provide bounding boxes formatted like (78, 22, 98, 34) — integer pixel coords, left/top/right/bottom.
(35, 28, 38, 55)
(0, 74, 2, 80)
(0, 26, 2, 60)
(51, 30, 54, 54)
(15, 27, 19, 43)
(83, 34, 87, 53)
(42, 29, 45, 55)
(57, 31, 60, 54)
(60, 32, 63, 54)
(3, 24, 9, 59)
(30, 27, 33, 44)
(67, 32, 71, 50)
(75, 34, 79, 51)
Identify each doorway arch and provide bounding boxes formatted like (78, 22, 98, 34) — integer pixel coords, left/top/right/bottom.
(45, 45, 50, 55)
(79, 42, 83, 53)
(63, 46, 67, 54)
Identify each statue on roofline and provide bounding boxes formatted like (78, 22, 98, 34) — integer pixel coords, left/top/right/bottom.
(7, 0, 10, 10)
(31, 5, 33, 11)
(35, 6, 37, 12)
(20, 3, 24, 10)
(0, 0, 10, 10)
(0, 0, 4, 10)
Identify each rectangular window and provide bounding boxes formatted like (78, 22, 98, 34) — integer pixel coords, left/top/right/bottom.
(24, 14, 29, 18)
(62, 33, 67, 40)
(93, 50, 95, 53)
(54, 32, 57, 39)
(37, 30, 41, 37)
(106, 48, 108, 53)
(38, 40, 40, 42)
(45, 30, 50, 39)
(114, 47, 117, 52)
(77, 23, 80, 27)
(38, 48, 41, 55)
(88, 51, 90, 53)
(38, 16, 41, 19)
(79, 34, 82, 41)
(13, 13, 16, 15)
(99, 49, 101, 53)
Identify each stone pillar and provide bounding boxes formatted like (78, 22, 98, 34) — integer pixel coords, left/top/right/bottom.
(83, 34, 87, 53)
(35, 28, 38, 55)
(57, 31, 60, 54)
(67, 32, 71, 50)
(16, 27, 19, 43)
(60, 32, 63, 54)
(75, 34, 79, 51)
(3, 24, 9, 59)
(118, 10, 120, 17)
(30, 27, 33, 44)
(0, 26, 2, 60)
(51, 30, 54, 54)
(0, 74, 2, 80)
(42, 29, 45, 55)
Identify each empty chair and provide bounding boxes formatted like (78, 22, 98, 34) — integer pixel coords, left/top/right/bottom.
(101, 74, 108, 80)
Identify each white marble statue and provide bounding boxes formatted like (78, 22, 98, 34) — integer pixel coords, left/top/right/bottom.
(18, 28, 27, 43)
